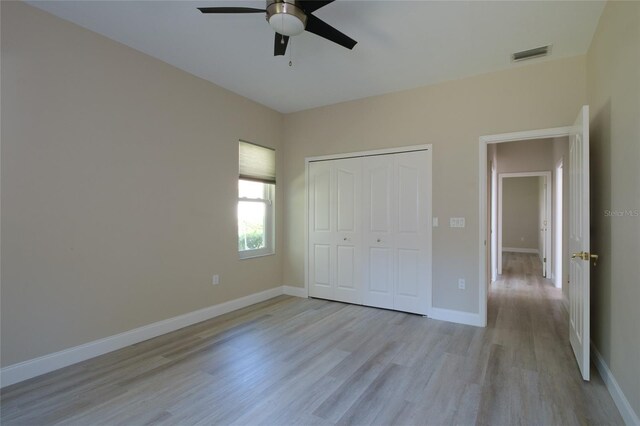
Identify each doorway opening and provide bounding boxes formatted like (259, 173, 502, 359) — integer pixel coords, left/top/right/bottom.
(479, 126, 571, 326)
(497, 171, 552, 279)
(480, 106, 591, 381)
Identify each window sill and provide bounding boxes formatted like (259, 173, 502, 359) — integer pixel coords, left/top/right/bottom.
(239, 250, 275, 260)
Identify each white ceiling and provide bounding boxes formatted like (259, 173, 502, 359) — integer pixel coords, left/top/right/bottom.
(28, 0, 605, 113)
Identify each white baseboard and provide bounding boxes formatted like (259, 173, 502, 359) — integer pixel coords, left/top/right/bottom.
(0, 286, 284, 388)
(502, 247, 539, 254)
(429, 307, 484, 327)
(591, 342, 640, 426)
(283, 285, 307, 298)
(0, 285, 489, 388)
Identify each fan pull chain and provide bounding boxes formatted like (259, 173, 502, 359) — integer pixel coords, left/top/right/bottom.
(289, 38, 293, 67)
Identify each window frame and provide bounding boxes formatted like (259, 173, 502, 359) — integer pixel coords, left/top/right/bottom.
(238, 179, 275, 259)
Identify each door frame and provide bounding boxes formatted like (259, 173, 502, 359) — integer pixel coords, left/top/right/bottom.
(490, 161, 498, 282)
(554, 159, 564, 290)
(479, 127, 571, 326)
(497, 171, 552, 277)
(304, 144, 433, 313)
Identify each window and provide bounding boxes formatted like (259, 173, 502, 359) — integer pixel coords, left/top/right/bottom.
(238, 141, 275, 259)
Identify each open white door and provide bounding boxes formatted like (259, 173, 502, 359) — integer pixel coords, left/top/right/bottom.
(569, 105, 592, 381)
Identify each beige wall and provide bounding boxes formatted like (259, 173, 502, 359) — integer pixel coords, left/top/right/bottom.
(495, 139, 553, 174)
(283, 56, 587, 313)
(502, 177, 539, 250)
(587, 0, 640, 418)
(1, 2, 284, 366)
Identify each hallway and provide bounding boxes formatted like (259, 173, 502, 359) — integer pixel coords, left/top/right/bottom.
(486, 252, 622, 424)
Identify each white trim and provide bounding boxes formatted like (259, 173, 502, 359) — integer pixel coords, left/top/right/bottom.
(429, 307, 484, 327)
(305, 144, 432, 163)
(490, 161, 498, 282)
(304, 159, 310, 301)
(592, 342, 640, 426)
(0, 286, 284, 388)
(479, 127, 572, 145)
(554, 159, 564, 289)
(502, 247, 539, 254)
(283, 285, 308, 298)
(479, 126, 571, 328)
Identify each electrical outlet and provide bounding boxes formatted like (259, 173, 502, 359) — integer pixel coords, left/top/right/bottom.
(458, 278, 466, 290)
(212, 274, 220, 285)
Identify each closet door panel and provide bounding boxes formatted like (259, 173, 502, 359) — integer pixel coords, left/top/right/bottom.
(313, 245, 331, 285)
(393, 151, 431, 315)
(337, 168, 357, 232)
(312, 168, 331, 232)
(396, 248, 420, 312)
(336, 246, 356, 289)
(366, 247, 394, 309)
(334, 158, 362, 304)
(363, 156, 395, 309)
(367, 163, 392, 233)
(308, 158, 362, 303)
(398, 165, 419, 234)
(308, 162, 334, 299)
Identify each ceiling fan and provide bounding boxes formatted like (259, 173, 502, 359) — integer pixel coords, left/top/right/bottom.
(198, 0, 357, 56)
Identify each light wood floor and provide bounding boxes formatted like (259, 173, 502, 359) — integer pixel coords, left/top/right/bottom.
(1, 253, 623, 425)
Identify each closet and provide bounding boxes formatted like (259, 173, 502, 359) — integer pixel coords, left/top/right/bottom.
(307, 147, 432, 315)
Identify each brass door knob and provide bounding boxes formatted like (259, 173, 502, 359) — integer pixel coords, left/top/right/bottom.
(571, 251, 586, 260)
(572, 251, 599, 266)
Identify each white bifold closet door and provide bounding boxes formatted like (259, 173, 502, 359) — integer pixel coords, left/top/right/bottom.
(362, 151, 431, 314)
(308, 149, 431, 315)
(308, 157, 362, 304)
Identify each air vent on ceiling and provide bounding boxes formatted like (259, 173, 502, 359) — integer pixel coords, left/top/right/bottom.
(512, 45, 551, 62)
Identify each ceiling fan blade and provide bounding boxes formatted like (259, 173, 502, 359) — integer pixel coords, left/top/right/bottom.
(305, 14, 357, 50)
(274, 33, 290, 56)
(298, 1, 335, 14)
(198, 7, 265, 14)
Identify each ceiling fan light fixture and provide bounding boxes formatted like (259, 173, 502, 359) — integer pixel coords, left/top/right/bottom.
(266, 0, 307, 36)
(269, 13, 304, 36)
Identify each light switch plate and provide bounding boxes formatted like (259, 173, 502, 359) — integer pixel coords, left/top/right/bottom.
(450, 217, 466, 228)
(432, 217, 438, 227)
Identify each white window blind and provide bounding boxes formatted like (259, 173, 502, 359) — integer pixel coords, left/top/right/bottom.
(239, 141, 276, 184)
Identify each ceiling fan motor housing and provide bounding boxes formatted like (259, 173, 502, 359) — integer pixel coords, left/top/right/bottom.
(266, 0, 307, 36)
